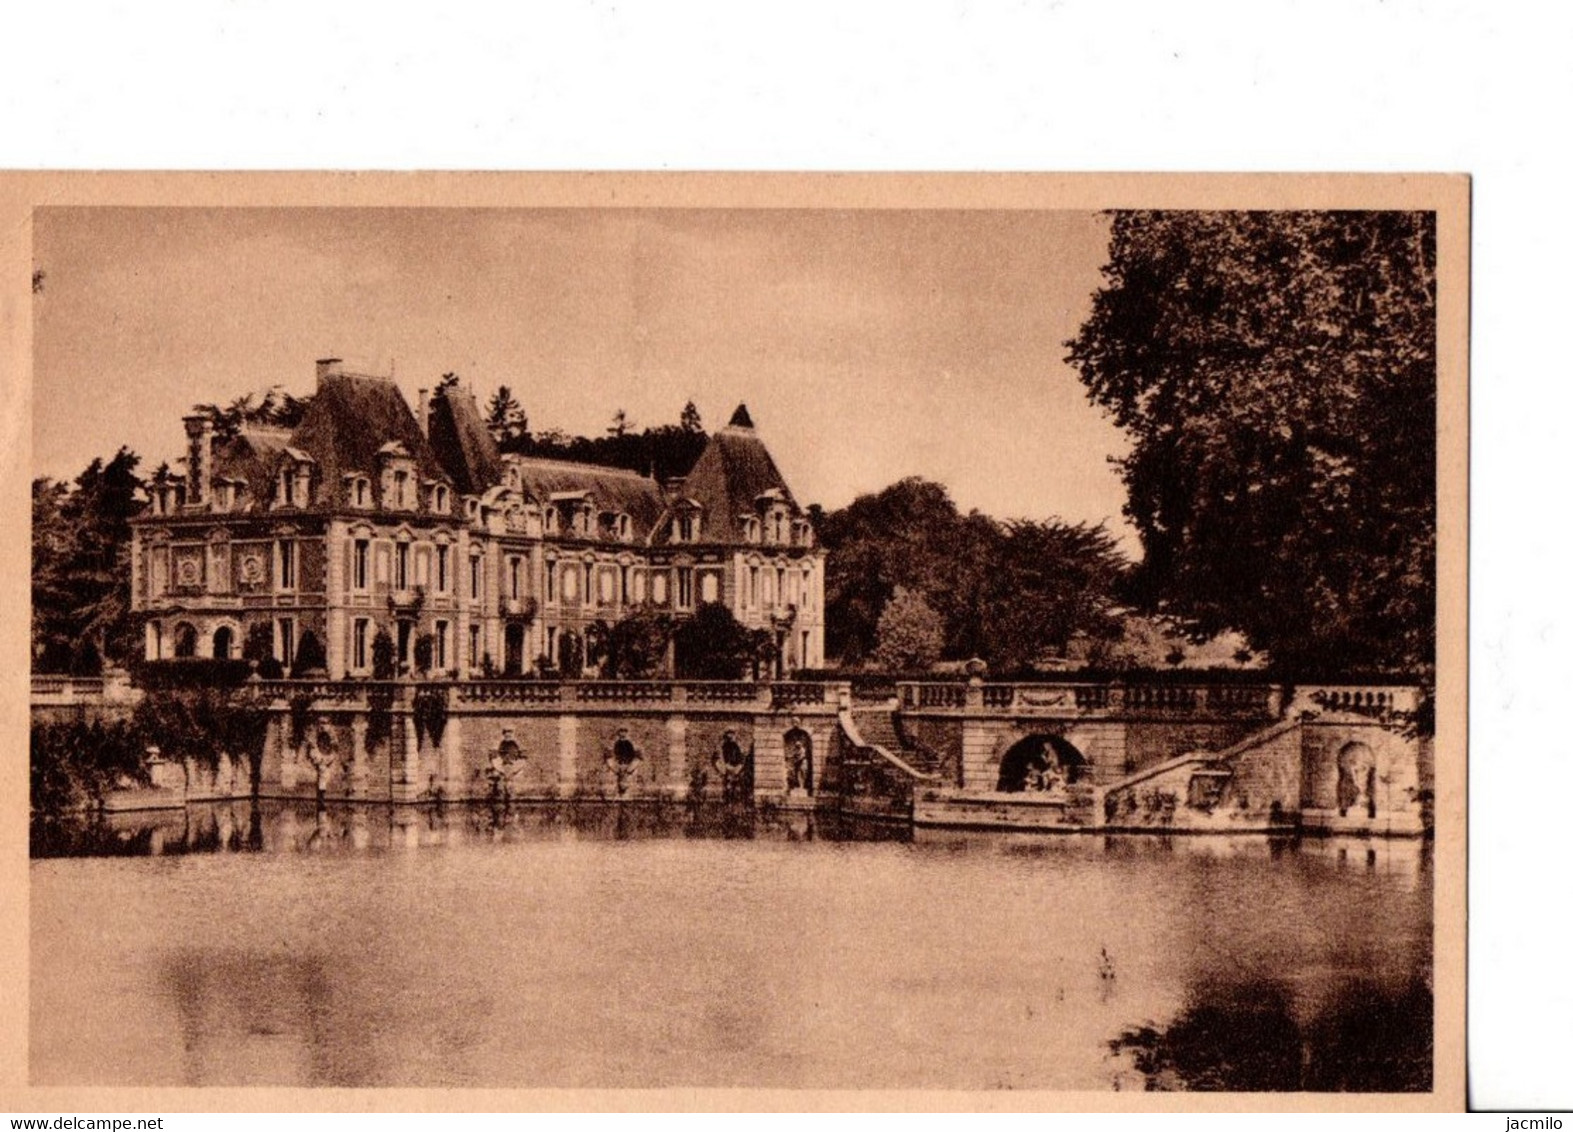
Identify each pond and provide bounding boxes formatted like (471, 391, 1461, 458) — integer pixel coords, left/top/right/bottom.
(30, 802, 1432, 1091)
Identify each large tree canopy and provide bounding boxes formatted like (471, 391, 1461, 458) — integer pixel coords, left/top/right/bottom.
(1065, 211, 1436, 675)
(815, 477, 1128, 672)
(32, 448, 145, 673)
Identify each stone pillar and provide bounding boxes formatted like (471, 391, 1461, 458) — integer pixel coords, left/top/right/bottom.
(349, 716, 369, 800)
(275, 715, 297, 790)
(443, 713, 466, 799)
(666, 714, 689, 794)
(960, 718, 997, 794)
(394, 713, 420, 802)
(558, 714, 579, 795)
(753, 724, 787, 798)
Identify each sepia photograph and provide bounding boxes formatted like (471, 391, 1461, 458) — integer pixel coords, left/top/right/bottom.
(13, 175, 1467, 1108)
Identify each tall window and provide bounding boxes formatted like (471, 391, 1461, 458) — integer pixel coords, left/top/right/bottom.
(277, 541, 296, 591)
(545, 561, 555, 602)
(281, 471, 296, 507)
(395, 542, 410, 590)
(436, 545, 450, 593)
(748, 565, 759, 608)
(470, 554, 482, 601)
(277, 618, 296, 666)
(435, 620, 449, 670)
(353, 539, 369, 590)
(393, 470, 409, 508)
(777, 566, 787, 605)
(676, 567, 694, 609)
(620, 565, 631, 603)
(353, 618, 369, 670)
(469, 624, 480, 668)
(510, 556, 522, 600)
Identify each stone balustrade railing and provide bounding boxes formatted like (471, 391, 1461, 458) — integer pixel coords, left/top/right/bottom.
(897, 680, 1284, 719)
(1297, 684, 1421, 716)
(31, 675, 107, 701)
(31, 672, 142, 705)
(242, 678, 848, 712)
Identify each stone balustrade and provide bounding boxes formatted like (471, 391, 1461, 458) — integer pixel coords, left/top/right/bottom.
(898, 680, 1281, 720)
(244, 677, 848, 714)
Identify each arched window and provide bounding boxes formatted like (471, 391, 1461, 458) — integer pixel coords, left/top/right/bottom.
(212, 626, 234, 661)
(173, 622, 199, 659)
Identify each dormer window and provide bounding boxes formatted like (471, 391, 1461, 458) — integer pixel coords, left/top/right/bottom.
(675, 507, 700, 543)
(544, 506, 559, 534)
(432, 484, 449, 513)
(742, 516, 761, 544)
(393, 470, 409, 508)
(618, 513, 631, 541)
(465, 497, 480, 522)
(355, 477, 369, 507)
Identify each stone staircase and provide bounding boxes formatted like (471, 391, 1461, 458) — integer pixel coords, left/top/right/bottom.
(848, 707, 946, 776)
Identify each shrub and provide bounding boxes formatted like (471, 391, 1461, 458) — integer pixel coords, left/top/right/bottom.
(291, 630, 327, 677)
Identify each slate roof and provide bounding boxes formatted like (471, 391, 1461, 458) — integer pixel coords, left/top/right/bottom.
(284, 372, 457, 514)
(662, 406, 800, 544)
(506, 457, 668, 540)
(427, 383, 504, 496)
(211, 425, 295, 499)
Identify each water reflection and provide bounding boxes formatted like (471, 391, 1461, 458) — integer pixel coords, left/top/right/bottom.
(1108, 976, 1432, 1091)
(31, 802, 1430, 1091)
(32, 800, 914, 859)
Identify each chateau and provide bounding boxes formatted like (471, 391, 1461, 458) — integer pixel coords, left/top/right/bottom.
(129, 359, 826, 679)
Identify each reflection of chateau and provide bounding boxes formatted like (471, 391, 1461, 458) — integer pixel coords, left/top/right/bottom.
(130, 360, 825, 678)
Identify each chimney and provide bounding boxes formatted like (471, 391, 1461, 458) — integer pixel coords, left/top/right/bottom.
(315, 357, 343, 384)
(181, 414, 214, 507)
(417, 388, 430, 438)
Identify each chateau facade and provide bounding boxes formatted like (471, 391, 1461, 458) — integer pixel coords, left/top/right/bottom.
(130, 359, 826, 679)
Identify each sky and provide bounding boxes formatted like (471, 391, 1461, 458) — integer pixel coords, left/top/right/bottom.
(32, 207, 1136, 553)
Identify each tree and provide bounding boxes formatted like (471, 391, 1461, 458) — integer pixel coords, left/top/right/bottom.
(673, 603, 755, 680)
(291, 630, 328, 677)
(485, 386, 527, 445)
(1065, 211, 1436, 675)
(413, 632, 435, 675)
(586, 607, 674, 679)
(608, 408, 633, 437)
(816, 476, 1128, 671)
(872, 586, 944, 671)
(371, 627, 397, 680)
(243, 621, 283, 678)
(680, 401, 703, 433)
(31, 448, 145, 672)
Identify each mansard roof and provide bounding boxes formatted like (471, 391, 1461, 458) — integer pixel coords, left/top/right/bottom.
(504, 456, 668, 539)
(426, 383, 503, 496)
(659, 407, 800, 544)
(210, 424, 294, 498)
(287, 372, 457, 513)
